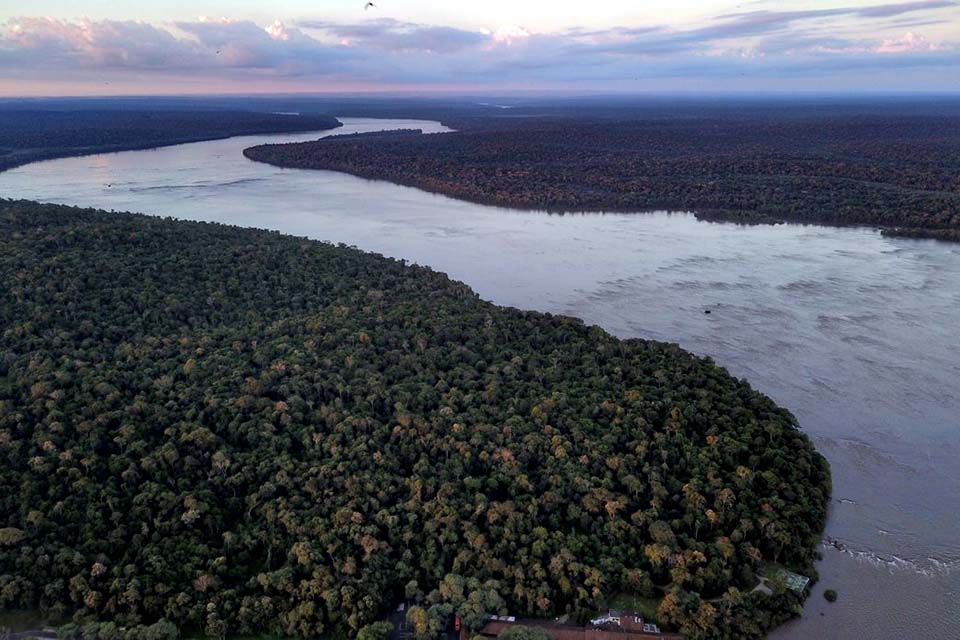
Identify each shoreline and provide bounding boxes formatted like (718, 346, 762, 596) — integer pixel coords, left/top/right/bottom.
(241, 145, 958, 243)
(3, 113, 953, 244)
(0, 118, 342, 175)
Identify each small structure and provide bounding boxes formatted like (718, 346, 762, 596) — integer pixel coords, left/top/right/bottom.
(589, 613, 620, 627)
(593, 610, 661, 635)
(466, 610, 682, 640)
(777, 569, 811, 594)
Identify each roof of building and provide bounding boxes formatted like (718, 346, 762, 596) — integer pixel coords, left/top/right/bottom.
(469, 615, 684, 640)
(778, 570, 811, 593)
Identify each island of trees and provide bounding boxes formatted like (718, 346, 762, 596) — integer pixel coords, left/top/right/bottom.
(0, 110, 340, 173)
(0, 199, 830, 639)
(244, 104, 960, 242)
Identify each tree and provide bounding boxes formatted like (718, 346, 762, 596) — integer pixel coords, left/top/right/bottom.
(499, 626, 553, 640)
(406, 606, 432, 639)
(357, 621, 394, 640)
(0, 528, 25, 546)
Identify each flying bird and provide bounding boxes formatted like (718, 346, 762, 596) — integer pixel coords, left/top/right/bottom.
(364, 2, 376, 9)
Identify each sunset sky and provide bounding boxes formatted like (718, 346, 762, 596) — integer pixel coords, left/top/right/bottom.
(1, 0, 958, 95)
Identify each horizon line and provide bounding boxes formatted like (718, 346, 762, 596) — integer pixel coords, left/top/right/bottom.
(3, 89, 960, 101)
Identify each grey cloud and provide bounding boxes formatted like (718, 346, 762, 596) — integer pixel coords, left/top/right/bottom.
(888, 17, 951, 25)
(855, 0, 957, 17)
(563, 0, 957, 58)
(174, 19, 354, 69)
(718, 0, 956, 23)
(298, 18, 487, 53)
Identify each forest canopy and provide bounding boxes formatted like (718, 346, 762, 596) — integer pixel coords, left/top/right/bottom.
(0, 200, 829, 639)
(244, 107, 960, 242)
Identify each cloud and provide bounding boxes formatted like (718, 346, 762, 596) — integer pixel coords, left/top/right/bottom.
(173, 17, 352, 70)
(876, 31, 945, 51)
(694, 0, 958, 44)
(489, 25, 532, 45)
(299, 18, 487, 53)
(855, 0, 957, 17)
(717, 0, 957, 25)
(0, 1, 957, 93)
(548, 0, 958, 57)
(0, 17, 205, 69)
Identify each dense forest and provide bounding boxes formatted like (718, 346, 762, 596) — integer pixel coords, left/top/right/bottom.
(0, 110, 340, 173)
(244, 108, 960, 241)
(0, 200, 829, 639)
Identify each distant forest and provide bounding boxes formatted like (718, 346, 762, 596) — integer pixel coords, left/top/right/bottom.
(0, 200, 830, 639)
(0, 110, 340, 173)
(244, 103, 960, 242)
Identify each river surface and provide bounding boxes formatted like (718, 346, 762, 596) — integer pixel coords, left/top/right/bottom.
(1, 117, 958, 639)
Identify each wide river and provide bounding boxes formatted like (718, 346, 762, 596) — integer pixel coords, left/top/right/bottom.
(2, 118, 958, 638)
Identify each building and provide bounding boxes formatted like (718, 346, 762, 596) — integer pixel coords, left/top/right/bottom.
(778, 570, 811, 594)
(464, 610, 684, 640)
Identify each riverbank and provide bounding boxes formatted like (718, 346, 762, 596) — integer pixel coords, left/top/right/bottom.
(244, 141, 955, 242)
(0, 110, 340, 174)
(242, 111, 960, 242)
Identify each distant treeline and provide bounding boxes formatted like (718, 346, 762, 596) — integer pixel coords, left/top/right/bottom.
(0, 110, 340, 172)
(244, 106, 960, 241)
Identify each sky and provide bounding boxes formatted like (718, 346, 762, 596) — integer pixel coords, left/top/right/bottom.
(0, 0, 958, 96)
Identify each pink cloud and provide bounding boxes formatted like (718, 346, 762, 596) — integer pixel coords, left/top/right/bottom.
(877, 31, 944, 52)
(3, 17, 205, 68)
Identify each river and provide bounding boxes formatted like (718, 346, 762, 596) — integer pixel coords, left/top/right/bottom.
(1, 117, 958, 639)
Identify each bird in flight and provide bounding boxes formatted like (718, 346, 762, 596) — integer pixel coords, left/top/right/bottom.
(364, 2, 376, 9)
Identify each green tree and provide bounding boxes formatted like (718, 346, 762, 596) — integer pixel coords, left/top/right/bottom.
(499, 626, 553, 640)
(356, 621, 394, 640)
